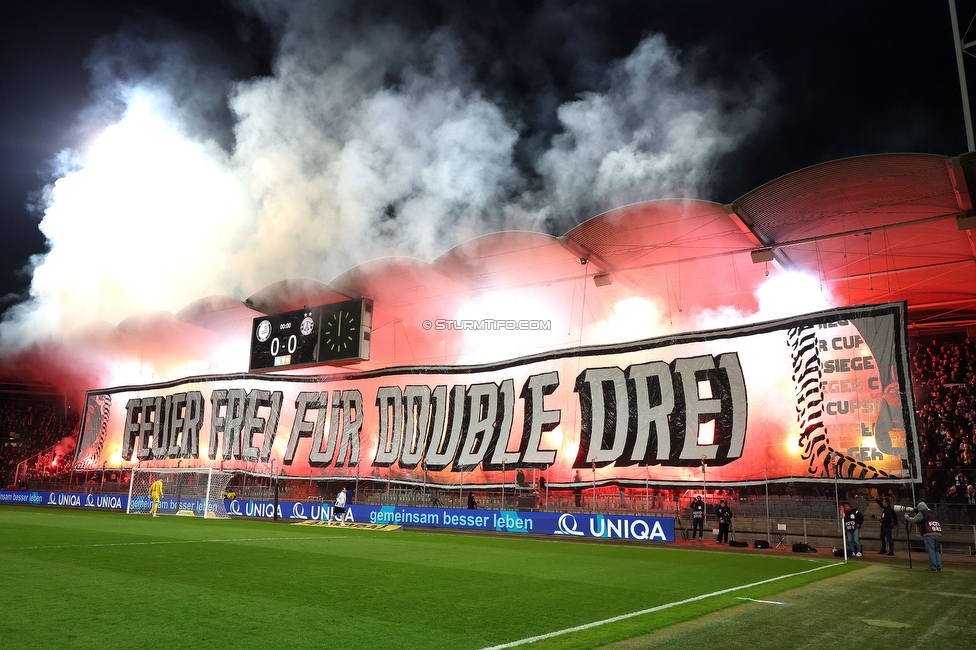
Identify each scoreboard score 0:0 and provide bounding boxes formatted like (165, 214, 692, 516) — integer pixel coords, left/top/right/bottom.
(248, 307, 320, 372)
(248, 299, 372, 372)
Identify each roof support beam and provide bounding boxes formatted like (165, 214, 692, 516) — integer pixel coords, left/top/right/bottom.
(819, 258, 974, 282)
(748, 211, 966, 253)
(949, 0, 976, 152)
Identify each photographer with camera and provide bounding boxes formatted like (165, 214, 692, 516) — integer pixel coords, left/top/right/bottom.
(874, 497, 896, 556)
(690, 495, 705, 544)
(903, 502, 943, 572)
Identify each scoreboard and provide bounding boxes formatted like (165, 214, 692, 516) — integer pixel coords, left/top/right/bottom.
(248, 299, 372, 372)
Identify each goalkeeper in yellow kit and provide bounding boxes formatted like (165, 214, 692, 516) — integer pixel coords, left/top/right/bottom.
(149, 478, 164, 517)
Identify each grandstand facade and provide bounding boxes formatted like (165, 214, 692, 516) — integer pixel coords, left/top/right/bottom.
(2, 152, 975, 540)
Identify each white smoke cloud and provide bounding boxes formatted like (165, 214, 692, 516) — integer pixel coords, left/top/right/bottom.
(2, 91, 247, 344)
(0, 5, 767, 360)
(229, 27, 525, 285)
(694, 271, 834, 331)
(538, 35, 759, 222)
(55, 435, 77, 457)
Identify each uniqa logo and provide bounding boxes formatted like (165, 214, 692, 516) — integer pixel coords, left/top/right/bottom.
(290, 502, 326, 520)
(557, 513, 585, 536)
(245, 501, 278, 518)
(589, 517, 668, 540)
(291, 502, 309, 519)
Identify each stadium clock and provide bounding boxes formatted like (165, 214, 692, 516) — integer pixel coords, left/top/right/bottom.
(318, 298, 373, 363)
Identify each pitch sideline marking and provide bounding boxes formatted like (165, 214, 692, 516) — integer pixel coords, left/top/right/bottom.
(737, 597, 786, 605)
(480, 562, 842, 650)
(8, 536, 344, 551)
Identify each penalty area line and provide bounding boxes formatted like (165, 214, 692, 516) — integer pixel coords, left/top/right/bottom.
(480, 562, 841, 650)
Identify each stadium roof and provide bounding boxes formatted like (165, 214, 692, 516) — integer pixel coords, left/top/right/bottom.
(730, 153, 976, 331)
(172, 152, 976, 369)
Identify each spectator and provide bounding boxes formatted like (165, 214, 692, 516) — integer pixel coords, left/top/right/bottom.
(875, 497, 896, 556)
(716, 499, 733, 545)
(843, 502, 863, 557)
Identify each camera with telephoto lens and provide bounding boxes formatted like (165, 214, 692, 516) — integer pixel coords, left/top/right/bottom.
(892, 504, 917, 516)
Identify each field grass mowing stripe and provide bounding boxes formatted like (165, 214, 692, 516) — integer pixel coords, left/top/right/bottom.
(479, 561, 843, 649)
(8, 535, 341, 550)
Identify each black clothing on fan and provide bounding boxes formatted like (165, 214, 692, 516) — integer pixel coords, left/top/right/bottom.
(716, 503, 733, 544)
(691, 497, 705, 541)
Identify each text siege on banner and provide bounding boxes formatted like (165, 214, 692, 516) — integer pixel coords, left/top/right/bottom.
(74, 302, 919, 485)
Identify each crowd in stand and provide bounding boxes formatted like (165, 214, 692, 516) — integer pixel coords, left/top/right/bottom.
(911, 337, 976, 506)
(0, 400, 78, 486)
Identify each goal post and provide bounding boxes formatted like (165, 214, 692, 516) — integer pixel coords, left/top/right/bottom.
(126, 467, 235, 519)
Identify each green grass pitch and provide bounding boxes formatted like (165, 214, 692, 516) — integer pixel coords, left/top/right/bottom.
(2, 506, 973, 649)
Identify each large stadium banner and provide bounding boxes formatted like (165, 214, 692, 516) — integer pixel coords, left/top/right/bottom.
(74, 302, 919, 486)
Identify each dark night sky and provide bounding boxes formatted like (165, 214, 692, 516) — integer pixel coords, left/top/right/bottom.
(1, 1, 973, 321)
